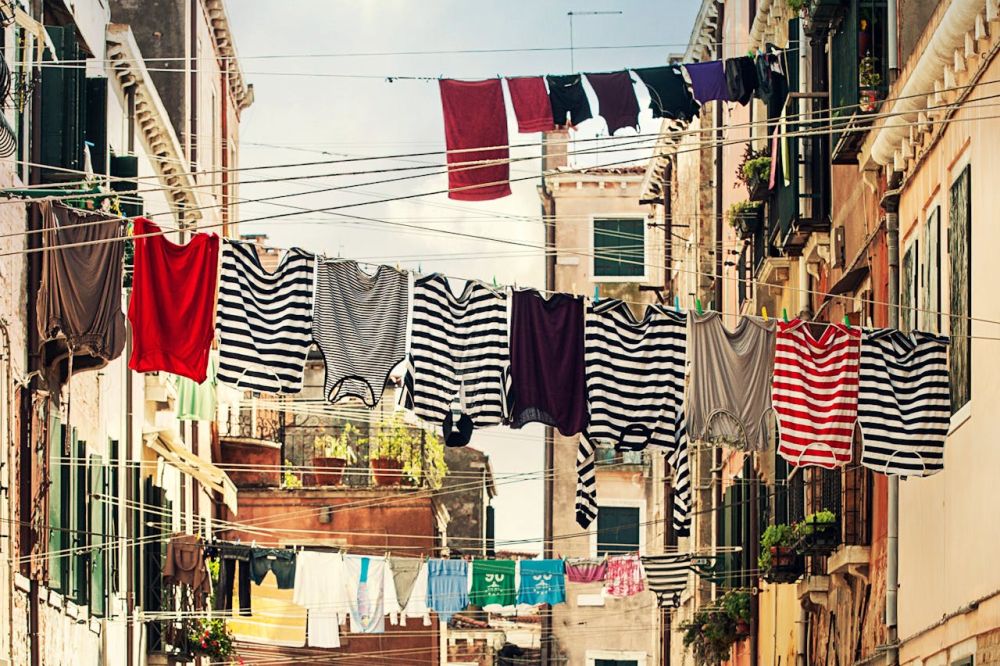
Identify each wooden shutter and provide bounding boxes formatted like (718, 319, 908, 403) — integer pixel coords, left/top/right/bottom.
(48, 416, 67, 591)
(71, 435, 88, 605)
(39, 25, 87, 184)
(949, 165, 971, 412)
(88, 454, 106, 616)
(594, 218, 644, 278)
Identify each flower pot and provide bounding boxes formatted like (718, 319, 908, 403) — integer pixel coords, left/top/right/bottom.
(735, 619, 751, 639)
(859, 88, 879, 113)
(371, 457, 404, 486)
(310, 456, 347, 486)
(764, 545, 804, 584)
(796, 521, 840, 556)
(220, 437, 281, 488)
(733, 211, 762, 241)
(747, 177, 771, 202)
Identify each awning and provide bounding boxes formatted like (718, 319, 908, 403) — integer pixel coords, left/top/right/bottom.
(144, 429, 238, 515)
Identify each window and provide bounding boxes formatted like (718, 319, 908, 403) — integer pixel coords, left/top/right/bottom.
(900, 238, 917, 332)
(596, 661, 639, 666)
(949, 165, 971, 413)
(921, 206, 942, 332)
(593, 217, 645, 280)
(596, 505, 640, 556)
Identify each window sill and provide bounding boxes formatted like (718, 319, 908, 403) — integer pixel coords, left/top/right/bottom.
(949, 402, 971, 435)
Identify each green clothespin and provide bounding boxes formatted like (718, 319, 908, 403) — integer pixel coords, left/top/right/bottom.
(782, 308, 789, 323)
(843, 314, 851, 329)
(593, 285, 600, 303)
(417, 263, 422, 275)
(674, 296, 680, 313)
(695, 298, 703, 315)
(492, 275, 498, 288)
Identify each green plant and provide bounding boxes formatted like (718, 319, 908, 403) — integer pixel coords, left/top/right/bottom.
(859, 53, 881, 88)
(796, 510, 837, 537)
(369, 414, 448, 489)
(681, 609, 740, 665)
(314, 424, 359, 463)
(188, 618, 237, 662)
(282, 459, 303, 490)
(786, 0, 806, 11)
(727, 200, 762, 226)
(720, 589, 751, 622)
(742, 156, 772, 186)
(735, 144, 770, 189)
(758, 523, 797, 570)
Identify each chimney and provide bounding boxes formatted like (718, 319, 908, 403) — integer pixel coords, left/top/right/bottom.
(542, 129, 570, 172)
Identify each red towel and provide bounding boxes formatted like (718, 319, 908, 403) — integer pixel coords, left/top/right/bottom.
(439, 79, 511, 201)
(127, 218, 219, 382)
(506, 76, 555, 133)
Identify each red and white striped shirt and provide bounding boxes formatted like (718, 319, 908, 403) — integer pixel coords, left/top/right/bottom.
(773, 320, 860, 468)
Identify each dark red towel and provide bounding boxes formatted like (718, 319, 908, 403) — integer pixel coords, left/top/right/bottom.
(439, 78, 511, 201)
(506, 76, 554, 133)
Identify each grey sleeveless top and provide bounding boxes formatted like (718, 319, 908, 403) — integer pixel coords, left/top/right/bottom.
(686, 312, 776, 450)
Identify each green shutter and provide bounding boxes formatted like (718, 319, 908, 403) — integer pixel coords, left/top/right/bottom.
(70, 436, 88, 605)
(88, 454, 106, 616)
(48, 415, 66, 591)
(596, 506, 640, 556)
(594, 218, 645, 278)
(110, 155, 143, 218)
(39, 26, 87, 184)
(84, 78, 108, 176)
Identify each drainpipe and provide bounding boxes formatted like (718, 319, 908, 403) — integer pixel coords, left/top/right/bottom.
(882, 184, 901, 666)
(0, 319, 13, 663)
(887, 0, 899, 83)
(796, 607, 807, 666)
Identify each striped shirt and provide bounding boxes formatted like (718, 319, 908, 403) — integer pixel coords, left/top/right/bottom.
(859, 329, 950, 476)
(774, 320, 860, 468)
(313, 260, 409, 407)
(216, 241, 315, 393)
(640, 554, 692, 608)
(402, 274, 509, 427)
(575, 301, 690, 535)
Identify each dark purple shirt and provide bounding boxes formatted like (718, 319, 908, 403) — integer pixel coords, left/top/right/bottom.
(683, 60, 731, 104)
(585, 71, 640, 135)
(509, 290, 588, 436)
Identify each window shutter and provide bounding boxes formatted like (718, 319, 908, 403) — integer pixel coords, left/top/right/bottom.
(48, 415, 66, 591)
(111, 155, 143, 218)
(88, 454, 106, 617)
(39, 25, 87, 184)
(84, 78, 108, 176)
(594, 218, 645, 279)
(596, 506, 640, 556)
(949, 165, 972, 412)
(71, 435, 88, 605)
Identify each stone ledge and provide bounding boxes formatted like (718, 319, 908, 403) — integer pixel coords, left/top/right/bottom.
(827, 545, 871, 582)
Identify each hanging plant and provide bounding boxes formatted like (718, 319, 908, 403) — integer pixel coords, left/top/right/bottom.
(727, 200, 763, 241)
(187, 618, 238, 663)
(795, 510, 839, 555)
(736, 145, 772, 201)
(759, 523, 803, 583)
(680, 609, 740, 665)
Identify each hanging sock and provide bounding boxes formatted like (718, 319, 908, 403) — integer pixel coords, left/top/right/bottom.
(585, 70, 640, 135)
(439, 78, 511, 201)
(682, 60, 731, 104)
(546, 74, 593, 128)
(633, 65, 700, 121)
(505, 76, 555, 133)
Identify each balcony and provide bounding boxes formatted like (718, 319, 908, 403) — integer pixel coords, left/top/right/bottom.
(797, 574, 831, 608)
(826, 545, 871, 581)
(830, 0, 889, 163)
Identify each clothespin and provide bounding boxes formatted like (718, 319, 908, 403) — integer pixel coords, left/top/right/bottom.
(761, 306, 768, 323)
(674, 296, 681, 313)
(492, 275, 498, 289)
(695, 298, 703, 315)
(417, 263, 422, 275)
(843, 314, 851, 329)
(782, 308, 789, 323)
(593, 285, 600, 303)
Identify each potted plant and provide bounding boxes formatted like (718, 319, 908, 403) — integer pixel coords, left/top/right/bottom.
(311, 425, 358, 486)
(727, 200, 763, 241)
(795, 509, 839, 555)
(759, 523, 803, 584)
(859, 53, 882, 112)
(680, 608, 740, 666)
(721, 589, 752, 639)
(187, 618, 238, 663)
(736, 145, 772, 201)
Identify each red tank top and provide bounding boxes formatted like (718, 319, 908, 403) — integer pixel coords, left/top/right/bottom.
(127, 218, 219, 382)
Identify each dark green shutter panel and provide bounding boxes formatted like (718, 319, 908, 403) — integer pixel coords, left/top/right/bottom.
(71, 436, 88, 605)
(596, 506, 640, 555)
(594, 218, 644, 278)
(949, 165, 971, 412)
(40, 25, 87, 184)
(107, 440, 120, 596)
(111, 155, 143, 218)
(84, 78, 108, 176)
(89, 454, 106, 616)
(48, 416, 66, 591)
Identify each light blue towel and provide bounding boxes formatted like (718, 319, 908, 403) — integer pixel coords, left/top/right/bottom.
(427, 559, 469, 622)
(517, 559, 566, 606)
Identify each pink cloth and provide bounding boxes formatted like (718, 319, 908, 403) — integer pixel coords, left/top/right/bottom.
(769, 127, 779, 190)
(439, 79, 511, 201)
(604, 555, 645, 597)
(506, 76, 555, 133)
(564, 558, 607, 584)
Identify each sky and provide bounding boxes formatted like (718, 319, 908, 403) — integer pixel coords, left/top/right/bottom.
(226, 0, 702, 552)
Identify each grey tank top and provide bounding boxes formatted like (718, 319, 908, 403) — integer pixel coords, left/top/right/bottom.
(686, 312, 776, 450)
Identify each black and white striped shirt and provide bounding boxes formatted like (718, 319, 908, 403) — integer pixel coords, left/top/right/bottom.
(402, 274, 509, 427)
(575, 301, 690, 534)
(313, 260, 410, 407)
(640, 554, 692, 608)
(216, 241, 315, 393)
(858, 329, 950, 476)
